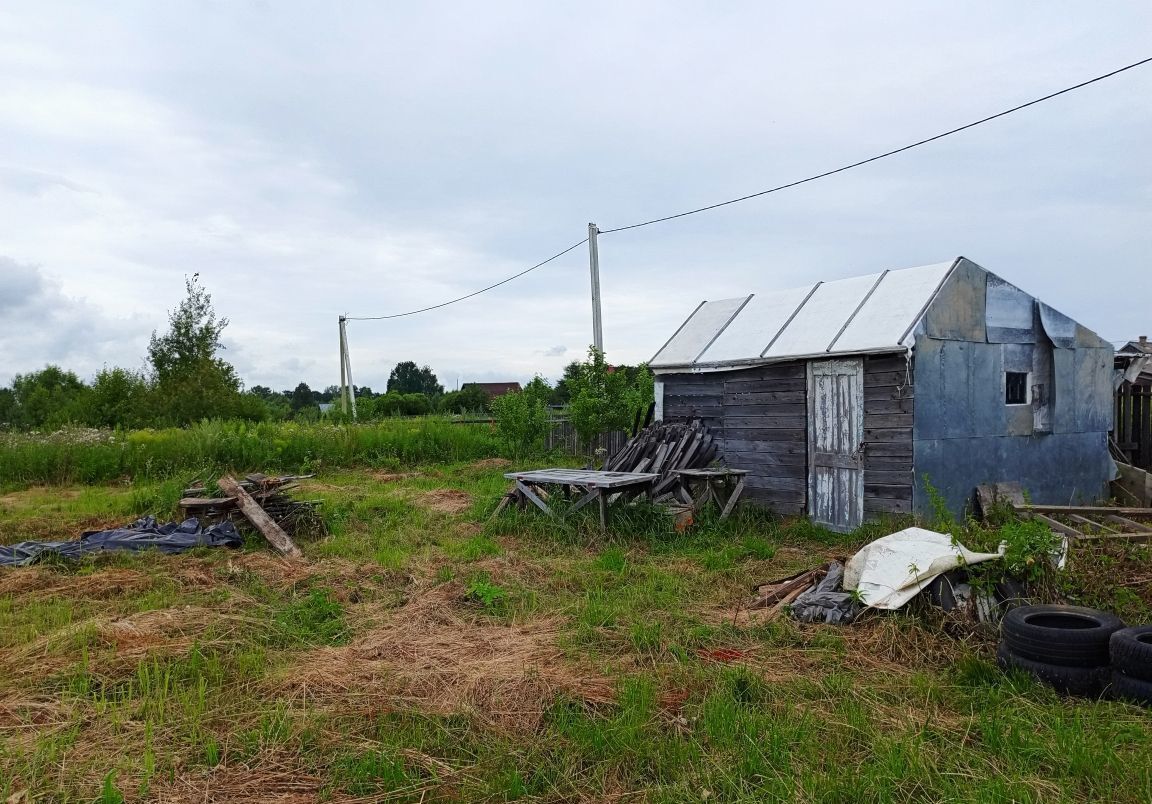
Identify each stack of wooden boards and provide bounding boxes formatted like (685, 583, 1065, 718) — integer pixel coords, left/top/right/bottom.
(179, 474, 321, 558)
(602, 419, 718, 500)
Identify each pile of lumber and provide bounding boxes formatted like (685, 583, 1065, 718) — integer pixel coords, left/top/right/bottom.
(180, 473, 323, 558)
(602, 419, 717, 498)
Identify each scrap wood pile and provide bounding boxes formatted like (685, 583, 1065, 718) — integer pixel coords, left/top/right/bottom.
(180, 473, 324, 558)
(602, 419, 718, 500)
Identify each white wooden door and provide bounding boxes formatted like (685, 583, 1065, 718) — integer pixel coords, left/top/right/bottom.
(807, 358, 864, 532)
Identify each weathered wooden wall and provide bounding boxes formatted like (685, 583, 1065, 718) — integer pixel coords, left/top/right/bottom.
(662, 362, 808, 514)
(661, 354, 914, 518)
(861, 353, 915, 515)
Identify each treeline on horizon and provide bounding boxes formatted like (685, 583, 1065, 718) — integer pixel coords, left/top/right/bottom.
(0, 275, 651, 433)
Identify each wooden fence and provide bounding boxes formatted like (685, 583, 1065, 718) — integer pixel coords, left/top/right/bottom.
(1115, 381, 1152, 470)
(546, 418, 628, 459)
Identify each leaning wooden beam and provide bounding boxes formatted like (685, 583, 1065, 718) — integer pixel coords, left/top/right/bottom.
(1105, 514, 1149, 532)
(1020, 505, 1152, 515)
(515, 481, 553, 516)
(1076, 532, 1152, 543)
(1067, 513, 1117, 533)
(218, 475, 303, 559)
(1028, 512, 1083, 538)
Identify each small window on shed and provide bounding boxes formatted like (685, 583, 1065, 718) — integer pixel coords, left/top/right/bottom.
(1005, 371, 1029, 405)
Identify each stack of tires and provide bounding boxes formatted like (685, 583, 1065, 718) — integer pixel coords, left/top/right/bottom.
(997, 605, 1123, 697)
(1110, 626, 1152, 705)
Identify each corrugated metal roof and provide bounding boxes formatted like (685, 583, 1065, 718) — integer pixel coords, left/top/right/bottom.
(650, 260, 956, 369)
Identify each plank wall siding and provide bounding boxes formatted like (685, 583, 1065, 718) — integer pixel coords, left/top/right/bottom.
(661, 354, 914, 518)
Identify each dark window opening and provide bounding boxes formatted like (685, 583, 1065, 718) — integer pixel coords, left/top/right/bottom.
(1005, 372, 1029, 405)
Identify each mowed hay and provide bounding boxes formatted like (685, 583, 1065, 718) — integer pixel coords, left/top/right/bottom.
(274, 582, 614, 730)
(410, 488, 473, 515)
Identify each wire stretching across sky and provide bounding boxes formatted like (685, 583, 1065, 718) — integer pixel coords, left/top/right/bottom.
(344, 237, 588, 320)
(348, 55, 1152, 319)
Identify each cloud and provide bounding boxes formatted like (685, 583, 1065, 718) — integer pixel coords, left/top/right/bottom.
(0, 2, 1148, 393)
(0, 257, 148, 383)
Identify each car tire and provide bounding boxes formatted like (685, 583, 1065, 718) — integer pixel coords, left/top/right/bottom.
(1001, 605, 1124, 668)
(1110, 671, 1152, 706)
(996, 643, 1109, 697)
(1109, 626, 1152, 682)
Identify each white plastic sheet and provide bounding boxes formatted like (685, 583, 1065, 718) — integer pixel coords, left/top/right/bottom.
(843, 527, 1005, 610)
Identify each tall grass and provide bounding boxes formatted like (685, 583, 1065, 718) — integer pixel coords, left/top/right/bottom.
(0, 419, 505, 487)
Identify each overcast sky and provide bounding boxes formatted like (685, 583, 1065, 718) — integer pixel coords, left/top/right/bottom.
(1, 2, 1149, 392)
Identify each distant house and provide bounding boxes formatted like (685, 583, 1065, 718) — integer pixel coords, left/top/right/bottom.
(462, 382, 522, 399)
(1115, 336, 1152, 470)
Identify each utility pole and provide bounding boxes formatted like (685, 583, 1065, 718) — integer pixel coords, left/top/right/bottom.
(338, 316, 358, 419)
(587, 222, 604, 353)
(339, 316, 348, 414)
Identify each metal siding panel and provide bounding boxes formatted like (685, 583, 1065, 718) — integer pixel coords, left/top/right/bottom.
(1051, 349, 1077, 434)
(1037, 302, 1077, 349)
(924, 258, 986, 341)
(1076, 347, 1114, 433)
(971, 342, 1004, 436)
(651, 297, 749, 367)
(701, 285, 817, 363)
(766, 274, 882, 358)
(985, 275, 1036, 344)
(833, 262, 954, 353)
(913, 431, 1112, 518)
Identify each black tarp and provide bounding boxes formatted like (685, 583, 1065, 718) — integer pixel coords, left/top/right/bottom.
(0, 516, 243, 567)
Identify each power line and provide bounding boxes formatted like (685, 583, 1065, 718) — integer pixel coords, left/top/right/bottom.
(344, 237, 588, 320)
(600, 55, 1152, 234)
(346, 55, 1150, 320)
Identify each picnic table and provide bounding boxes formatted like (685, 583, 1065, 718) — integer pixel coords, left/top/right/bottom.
(496, 468, 660, 531)
(669, 467, 748, 520)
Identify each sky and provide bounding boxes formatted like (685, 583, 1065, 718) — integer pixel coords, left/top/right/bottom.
(1, 2, 1150, 392)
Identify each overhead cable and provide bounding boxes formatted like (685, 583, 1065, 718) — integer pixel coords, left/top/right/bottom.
(345, 237, 588, 320)
(599, 55, 1152, 233)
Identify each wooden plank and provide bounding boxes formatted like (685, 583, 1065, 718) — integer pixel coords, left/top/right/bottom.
(1019, 505, 1152, 515)
(724, 462, 807, 478)
(1031, 512, 1083, 538)
(1105, 514, 1149, 532)
(722, 378, 807, 393)
(179, 496, 237, 509)
(864, 384, 914, 402)
(661, 384, 724, 397)
(859, 442, 912, 457)
(722, 416, 806, 430)
(722, 390, 805, 405)
(723, 363, 806, 380)
(864, 354, 910, 373)
(720, 402, 806, 417)
(863, 456, 913, 471)
(863, 427, 913, 443)
(865, 497, 912, 514)
(863, 370, 912, 387)
(718, 428, 806, 442)
(863, 413, 914, 429)
(1067, 513, 1117, 533)
(865, 483, 913, 501)
(745, 475, 807, 492)
(714, 437, 807, 455)
(218, 475, 302, 559)
(863, 397, 915, 415)
(864, 469, 914, 486)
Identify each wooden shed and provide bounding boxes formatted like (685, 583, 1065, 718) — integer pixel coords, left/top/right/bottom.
(650, 257, 1115, 531)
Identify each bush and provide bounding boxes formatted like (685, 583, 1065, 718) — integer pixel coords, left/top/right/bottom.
(490, 381, 549, 454)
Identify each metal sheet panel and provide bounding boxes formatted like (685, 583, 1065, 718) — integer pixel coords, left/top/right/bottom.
(1038, 302, 1077, 349)
(1075, 346, 1114, 433)
(924, 258, 986, 342)
(834, 261, 954, 352)
(986, 275, 1036, 343)
(650, 296, 749, 367)
(700, 284, 816, 363)
(765, 272, 882, 358)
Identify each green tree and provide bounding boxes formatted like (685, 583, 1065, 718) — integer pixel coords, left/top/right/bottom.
(10, 365, 91, 429)
(491, 377, 551, 455)
(290, 382, 315, 413)
(147, 275, 242, 424)
(86, 367, 150, 429)
(0, 388, 16, 428)
(567, 348, 653, 446)
(387, 361, 443, 396)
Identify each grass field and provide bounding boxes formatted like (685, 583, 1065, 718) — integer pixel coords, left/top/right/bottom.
(1, 459, 1150, 802)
